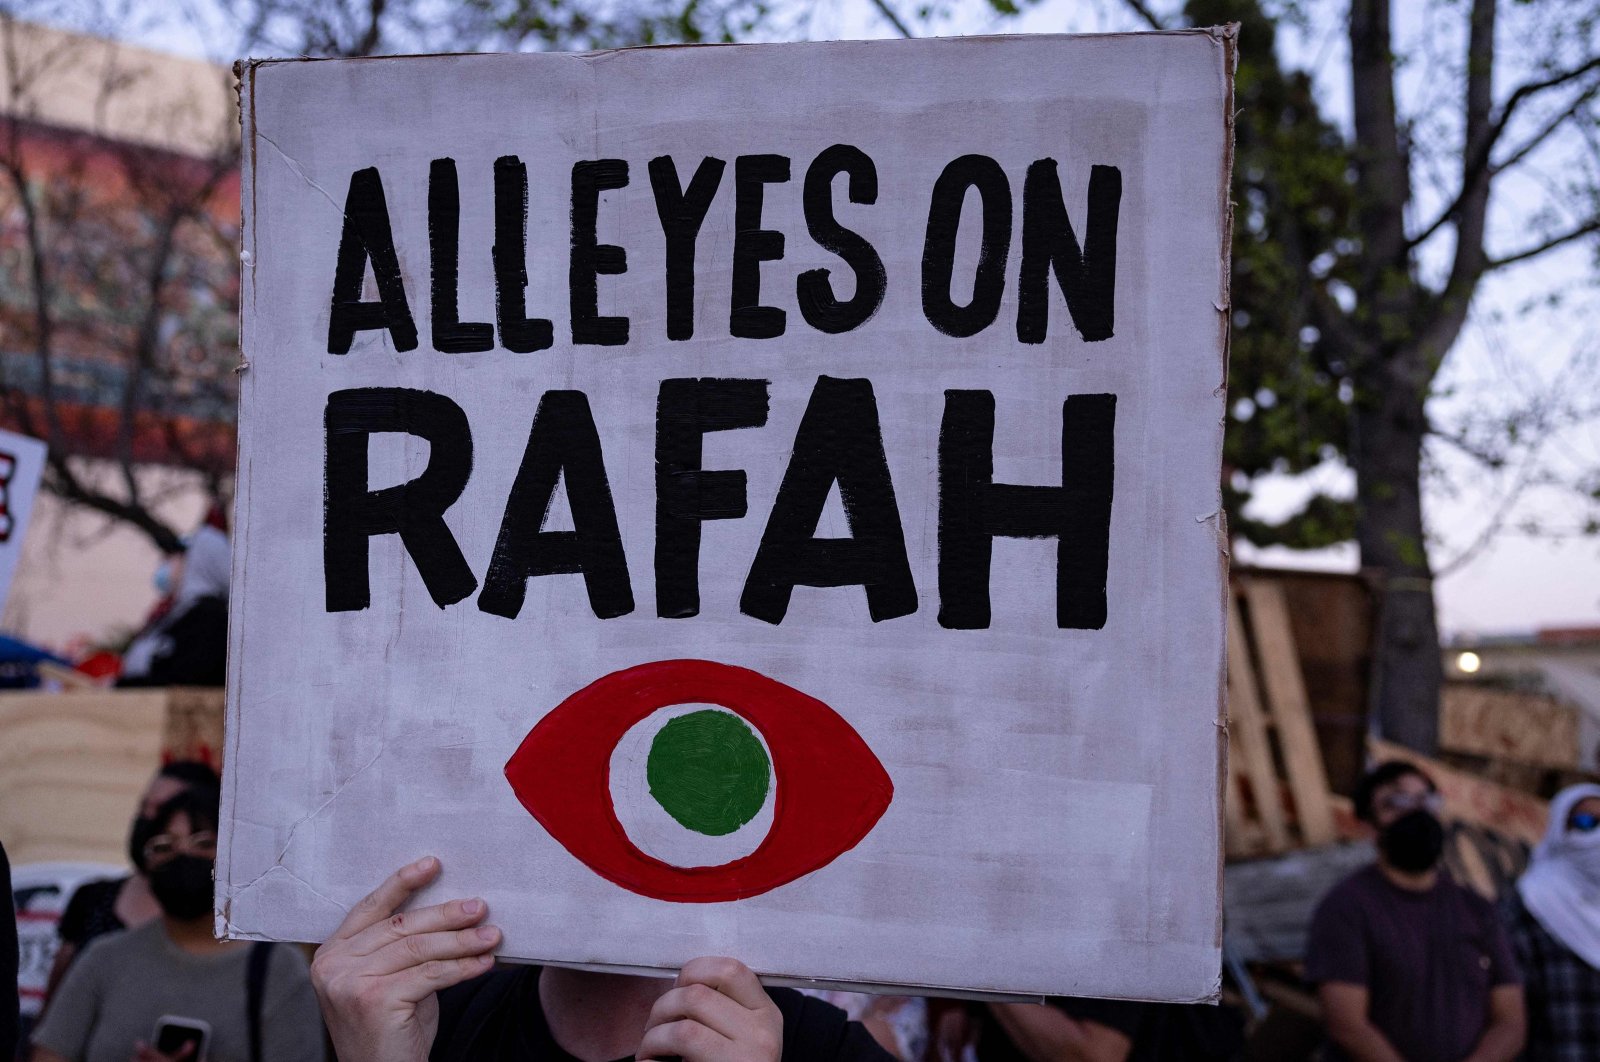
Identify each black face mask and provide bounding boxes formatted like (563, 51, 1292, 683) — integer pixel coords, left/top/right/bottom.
(1379, 809, 1446, 873)
(148, 855, 215, 920)
(128, 816, 161, 874)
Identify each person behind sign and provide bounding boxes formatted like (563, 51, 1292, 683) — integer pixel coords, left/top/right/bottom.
(1305, 761, 1525, 1062)
(1503, 783, 1600, 1060)
(43, 760, 221, 1004)
(311, 856, 895, 1062)
(30, 783, 325, 1062)
(117, 511, 230, 688)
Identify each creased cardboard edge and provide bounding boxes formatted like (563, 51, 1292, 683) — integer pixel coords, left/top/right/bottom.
(1204, 21, 1239, 1006)
(216, 58, 260, 941)
(228, 26, 1236, 68)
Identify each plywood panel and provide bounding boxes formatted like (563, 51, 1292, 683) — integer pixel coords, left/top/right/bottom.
(164, 687, 226, 766)
(1439, 684, 1578, 769)
(1270, 569, 1377, 797)
(0, 691, 166, 864)
(1245, 581, 1336, 847)
(1228, 597, 1290, 853)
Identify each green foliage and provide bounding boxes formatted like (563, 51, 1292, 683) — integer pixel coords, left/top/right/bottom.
(1226, 488, 1355, 548)
(464, 0, 776, 50)
(229, 0, 782, 57)
(1191, 0, 1362, 549)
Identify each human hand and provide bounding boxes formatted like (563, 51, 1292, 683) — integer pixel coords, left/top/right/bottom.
(131, 1041, 194, 1062)
(310, 856, 501, 1062)
(930, 1000, 977, 1062)
(637, 956, 783, 1062)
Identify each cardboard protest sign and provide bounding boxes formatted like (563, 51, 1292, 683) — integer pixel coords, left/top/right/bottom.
(222, 30, 1234, 1001)
(0, 428, 46, 613)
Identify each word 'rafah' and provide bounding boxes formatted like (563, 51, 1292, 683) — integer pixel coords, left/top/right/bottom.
(328, 146, 1122, 352)
(324, 379, 1116, 630)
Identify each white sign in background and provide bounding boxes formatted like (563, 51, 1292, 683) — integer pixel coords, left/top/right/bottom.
(0, 427, 47, 615)
(224, 31, 1233, 1000)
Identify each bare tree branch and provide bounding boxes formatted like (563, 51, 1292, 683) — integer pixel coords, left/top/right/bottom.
(0, 15, 236, 552)
(1118, 0, 1167, 31)
(1498, 53, 1600, 126)
(43, 460, 185, 552)
(1491, 81, 1600, 176)
(1428, 425, 1505, 470)
(354, 0, 386, 56)
(1407, 54, 1600, 252)
(1486, 218, 1600, 271)
(866, 0, 913, 39)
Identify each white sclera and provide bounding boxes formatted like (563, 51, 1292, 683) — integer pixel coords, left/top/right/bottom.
(608, 704, 776, 869)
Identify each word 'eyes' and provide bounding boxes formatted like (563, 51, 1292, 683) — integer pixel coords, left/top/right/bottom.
(504, 659, 894, 903)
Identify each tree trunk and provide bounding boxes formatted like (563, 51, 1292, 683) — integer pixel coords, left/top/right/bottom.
(1351, 368, 1442, 754)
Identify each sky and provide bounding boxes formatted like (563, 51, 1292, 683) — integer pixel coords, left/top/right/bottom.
(65, 0, 1600, 637)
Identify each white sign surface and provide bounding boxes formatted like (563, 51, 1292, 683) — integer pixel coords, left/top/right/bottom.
(224, 31, 1233, 1001)
(0, 428, 47, 614)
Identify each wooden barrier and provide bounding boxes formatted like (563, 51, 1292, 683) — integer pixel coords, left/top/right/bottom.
(163, 687, 226, 765)
(1225, 575, 1338, 858)
(1263, 569, 1378, 797)
(1439, 683, 1579, 769)
(0, 688, 225, 865)
(0, 691, 166, 865)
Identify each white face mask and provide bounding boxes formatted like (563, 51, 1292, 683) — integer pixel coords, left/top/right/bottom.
(1520, 786, 1600, 970)
(1555, 826, 1600, 888)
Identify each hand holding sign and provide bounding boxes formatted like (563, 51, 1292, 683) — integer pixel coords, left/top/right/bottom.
(310, 857, 500, 1062)
(638, 957, 784, 1062)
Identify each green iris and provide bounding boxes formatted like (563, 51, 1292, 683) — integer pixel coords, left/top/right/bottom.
(646, 710, 771, 836)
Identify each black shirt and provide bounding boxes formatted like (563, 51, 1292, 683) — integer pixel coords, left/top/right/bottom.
(56, 877, 129, 951)
(431, 966, 894, 1062)
(1304, 865, 1520, 1062)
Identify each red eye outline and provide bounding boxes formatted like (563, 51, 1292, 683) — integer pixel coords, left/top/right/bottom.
(504, 659, 893, 902)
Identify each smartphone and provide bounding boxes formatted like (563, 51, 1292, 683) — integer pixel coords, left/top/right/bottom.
(153, 1015, 211, 1061)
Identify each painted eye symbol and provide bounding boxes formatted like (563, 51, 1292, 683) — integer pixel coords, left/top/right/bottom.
(504, 659, 894, 902)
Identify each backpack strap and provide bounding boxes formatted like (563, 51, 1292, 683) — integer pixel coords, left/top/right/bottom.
(246, 941, 273, 1062)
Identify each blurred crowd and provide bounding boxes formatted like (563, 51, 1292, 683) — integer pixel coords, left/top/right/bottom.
(1, 757, 1598, 1061)
(2, 509, 233, 693)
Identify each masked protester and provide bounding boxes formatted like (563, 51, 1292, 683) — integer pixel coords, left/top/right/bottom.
(1505, 783, 1600, 1059)
(43, 762, 219, 1008)
(1304, 761, 1526, 1062)
(118, 517, 231, 688)
(30, 785, 325, 1062)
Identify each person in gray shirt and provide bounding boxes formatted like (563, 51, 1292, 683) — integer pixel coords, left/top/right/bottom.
(31, 785, 324, 1062)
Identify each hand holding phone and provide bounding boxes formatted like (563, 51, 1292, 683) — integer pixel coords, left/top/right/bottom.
(141, 1015, 211, 1062)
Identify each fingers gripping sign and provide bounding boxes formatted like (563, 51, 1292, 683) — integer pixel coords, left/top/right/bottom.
(638, 957, 783, 1062)
(311, 857, 501, 1062)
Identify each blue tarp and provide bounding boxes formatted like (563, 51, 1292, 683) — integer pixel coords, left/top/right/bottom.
(0, 634, 68, 688)
(0, 634, 65, 665)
